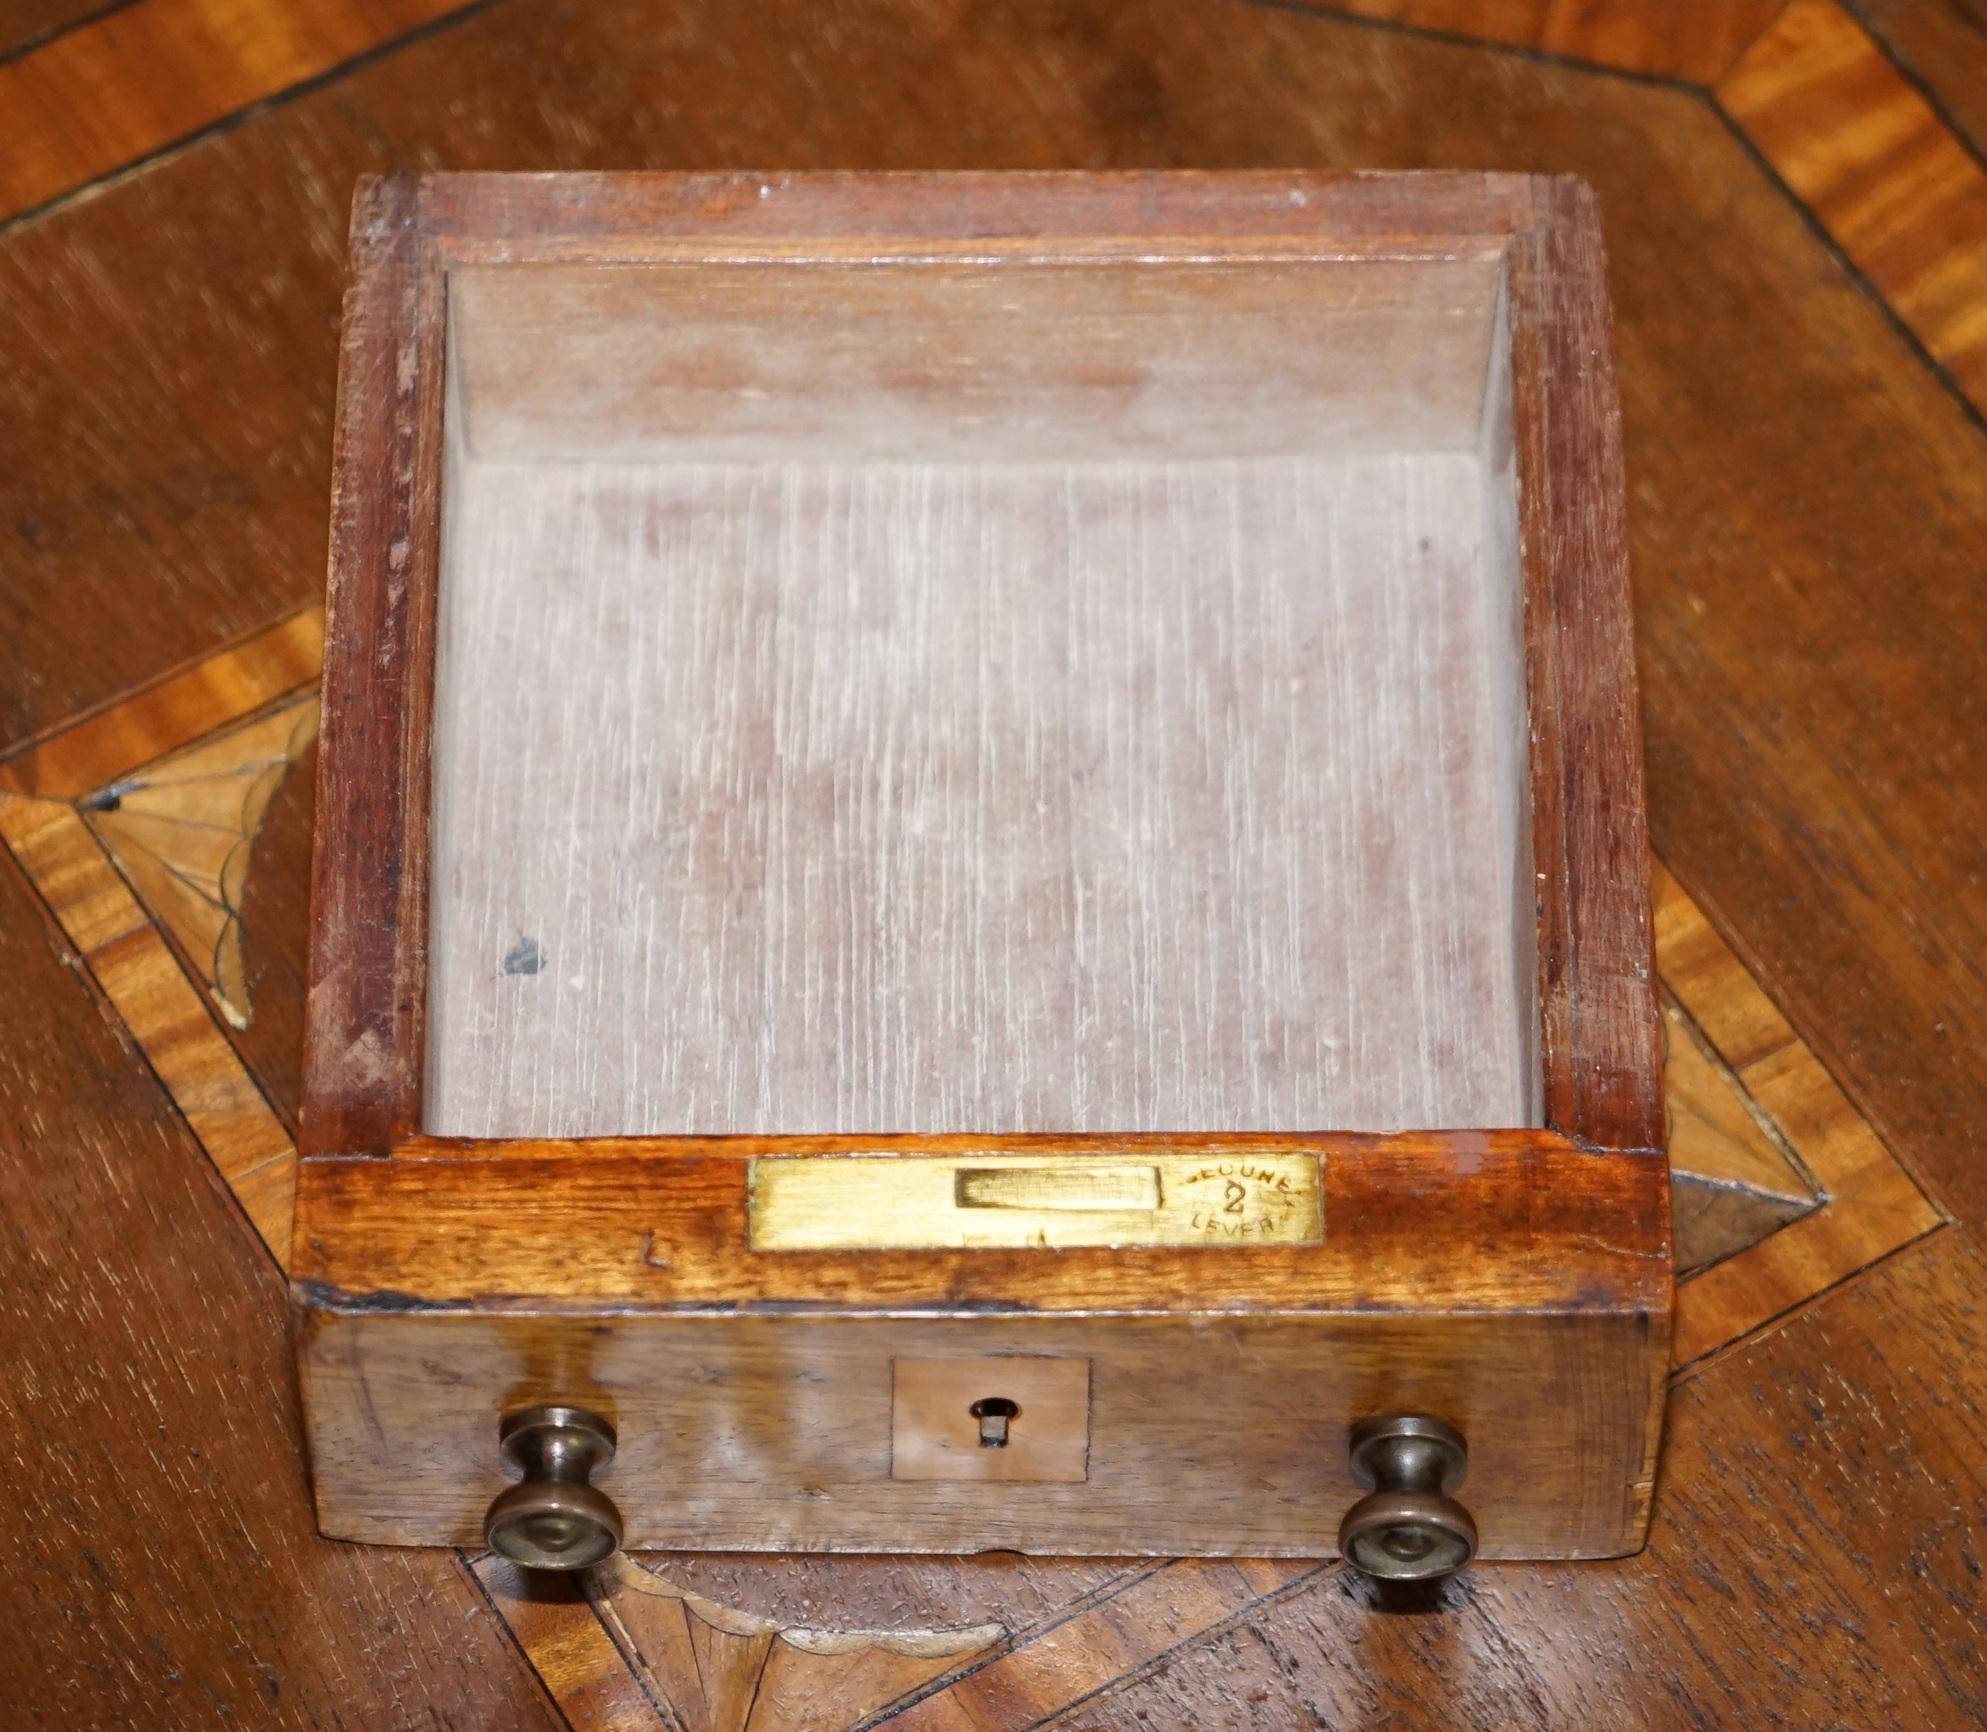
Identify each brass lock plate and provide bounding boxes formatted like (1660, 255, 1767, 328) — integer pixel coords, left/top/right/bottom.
(748, 1149, 1324, 1251)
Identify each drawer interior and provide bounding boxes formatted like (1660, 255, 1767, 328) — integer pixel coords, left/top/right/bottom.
(425, 255, 1538, 1139)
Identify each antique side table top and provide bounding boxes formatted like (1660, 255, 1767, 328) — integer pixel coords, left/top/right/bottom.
(1, 3, 1983, 1729)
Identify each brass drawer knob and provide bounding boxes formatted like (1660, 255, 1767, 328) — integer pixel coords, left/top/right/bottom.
(1338, 1414, 1477, 1581)
(484, 1405, 623, 1570)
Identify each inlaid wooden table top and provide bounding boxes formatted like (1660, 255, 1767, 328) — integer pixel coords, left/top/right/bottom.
(4, 3, 1987, 1728)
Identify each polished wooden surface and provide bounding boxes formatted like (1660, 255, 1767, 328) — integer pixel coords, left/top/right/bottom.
(0, 815, 562, 1729)
(3, 1, 1984, 1726)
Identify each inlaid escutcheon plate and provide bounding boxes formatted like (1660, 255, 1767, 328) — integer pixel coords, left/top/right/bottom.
(890, 1356, 1092, 1484)
(749, 1149, 1324, 1252)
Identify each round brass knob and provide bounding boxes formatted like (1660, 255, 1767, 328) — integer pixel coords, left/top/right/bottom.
(1338, 1414, 1476, 1582)
(484, 1405, 623, 1570)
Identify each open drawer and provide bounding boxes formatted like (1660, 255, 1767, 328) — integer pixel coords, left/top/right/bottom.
(294, 170, 1668, 1579)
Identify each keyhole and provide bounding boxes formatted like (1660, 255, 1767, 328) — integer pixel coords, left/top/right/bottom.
(970, 1396, 1020, 1448)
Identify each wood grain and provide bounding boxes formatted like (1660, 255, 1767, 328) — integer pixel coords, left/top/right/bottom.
(5, 0, 1984, 1240)
(301, 172, 436, 1162)
(299, 173, 1665, 1575)
(302, 1301, 1660, 1557)
(0, 0, 1956, 1223)
(428, 446, 1534, 1138)
(301, 170, 1652, 1575)
(0, 628, 1859, 1373)
(158, 706, 1878, 1354)
(84, 693, 319, 1031)
(487, 1551, 1107, 1732)
(0, 129, 344, 754)
(234, 737, 317, 1128)
(1040, 1229, 1987, 1732)
(0, 792, 297, 1257)
(448, 256, 1512, 462)
(0, 0, 469, 218)
(1721, 0, 1987, 407)
(294, 1126, 1668, 1556)
(574, 1553, 1011, 1732)
(1662, 998, 1817, 1278)
(0, 606, 322, 800)
(295, 1130, 1667, 1314)
(1850, 0, 1987, 164)
(9, 0, 1987, 1723)
(0, 0, 109, 57)
(6, 614, 1845, 1399)
(309, 169, 1658, 1166)
(1318, 0, 1788, 81)
(891, 1356, 1092, 1484)
(1500, 173, 1660, 1154)
(0, 839, 564, 1730)
(124, 676, 1881, 1323)
(469, 1560, 665, 1732)
(1654, 864, 1942, 1365)
(0, 0, 1796, 227)
(888, 1559, 1319, 1731)
(1661, 1001, 1811, 1200)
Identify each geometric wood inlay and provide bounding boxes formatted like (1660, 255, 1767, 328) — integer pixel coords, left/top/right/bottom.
(0, 0, 1796, 230)
(600, 1555, 1003, 1732)
(0, 601, 1949, 1731)
(0, 0, 473, 222)
(83, 693, 319, 1030)
(0, 596, 1942, 1330)
(1326, 0, 1789, 82)
(6, 0, 1986, 1722)
(1722, 0, 1987, 409)
(1654, 864, 1943, 1367)
(1662, 995, 1819, 1277)
(472, 1553, 1323, 1732)
(0, 781, 299, 1259)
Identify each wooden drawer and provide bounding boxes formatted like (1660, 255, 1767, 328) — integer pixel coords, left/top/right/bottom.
(294, 170, 1668, 1578)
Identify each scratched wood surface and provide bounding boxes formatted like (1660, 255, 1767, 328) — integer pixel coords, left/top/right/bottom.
(5, 1, 1987, 1728)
